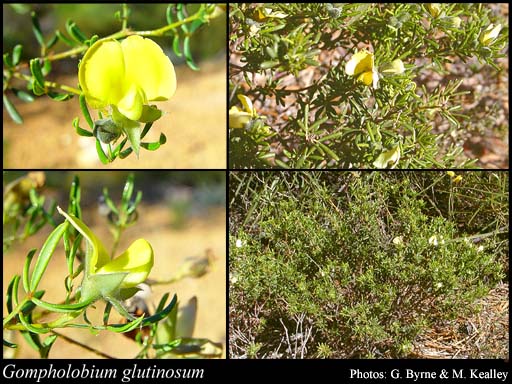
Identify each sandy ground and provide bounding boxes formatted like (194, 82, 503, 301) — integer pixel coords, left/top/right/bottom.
(3, 203, 226, 359)
(3, 60, 227, 169)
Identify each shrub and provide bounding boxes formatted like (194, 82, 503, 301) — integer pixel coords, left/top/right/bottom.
(229, 3, 508, 168)
(229, 172, 507, 358)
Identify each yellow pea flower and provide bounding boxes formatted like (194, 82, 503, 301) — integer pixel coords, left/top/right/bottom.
(229, 94, 259, 129)
(446, 171, 455, 178)
(79, 35, 176, 122)
(426, 4, 441, 18)
(480, 23, 502, 45)
(345, 49, 379, 89)
(57, 207, 154, 303)
(373, 145, 400, 168)
(380, 59, 405, 75)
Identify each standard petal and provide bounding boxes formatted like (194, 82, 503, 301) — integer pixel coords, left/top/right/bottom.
(79, 39, 127, 109)
(229, 106, 252, 129)
(345, 50, 373, 76)
(57, 207, 110, 275)
(97, 238, 154, 288)
(121, 35, 177, 101)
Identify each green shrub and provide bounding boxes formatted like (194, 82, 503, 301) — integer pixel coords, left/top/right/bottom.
(229, 3, 508, 168)
(229, 172, 507, 357)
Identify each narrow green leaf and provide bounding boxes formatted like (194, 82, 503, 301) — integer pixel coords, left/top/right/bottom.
(3, 53, 13, 68)
(5, 275, 20, 313)
(66, 20, 87, 44)
(31, 296, 93, 313)
(56, 30, 77, 47)
(79, 94, 94, 129)
(140, 122, 153, 139)
(103, 302, 113, 325)
(31, 12, 45, 47)
(29, 59, 45, 88)
(72, 117, 93, 137)
(13, 89, 35, 102)
(12, 44, 22, 66)
(183, 37, 199, 71)
(3, 94, 23, 124)
(30, 222, 68, 291)
(18, 312, 49, 334)
(166, 5, 174, 24)
(173, 35, 183, 57)
(40, 334, 58, 358)
(22, 249, 37, 293)
(3, 339, 17, 348)
(107, 314, 144, 333)
(275, 159, 290, 168)
(95, 139, 110, 164)
(142, 294, 178, 326)
(48, 92, 72, 101)
(260, 60, 280, 69)
(122, 173, 135, 203)
(119, 147, 133, 159)
(317, 142, 340, 161)
(141, 133, 166, 151)
(46, 33, 59, 50)
(41, 59, 52, 76)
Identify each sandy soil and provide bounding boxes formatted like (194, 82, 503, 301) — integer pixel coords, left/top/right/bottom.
(3, 60, 227, 169)
(3, 203, 226, 359)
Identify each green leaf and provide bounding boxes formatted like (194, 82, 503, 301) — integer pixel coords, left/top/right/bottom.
(12, 44, 22, 66)
(31, 296, 94, 313)
(3, 339, 17, 348)
(30, 222, 68, 291)
(29, 59, 45, 88)
(141, 133, 166, 151)
(142, 294, 178, 326)
(119, 147, 133, 159)
(46, 34, 59, 50)
(13, 88, 35, 102)
(3, 94, 23, 124)
(31, 12, 45, 47)
(5, 275, 20, 313)
(166, 5, 174, 24)
(48, 92, 72, 101)
(22, 249, 37, 293)
(79, 94, 94, 129)
(260, 60, 280, 69)
(106, 314, 144, 333)
(41, 59, 52, 76)
(40, 334, 58, 358)
(66, 20, 87, 44)
(56, 30, 77, 47)
(103, 302, 113, 325)
(173, 35, 183, 57)
(73, 117, 93, 137)
(140, 122, 153, 139)
(3, 53, 13, 68)
(183, 37, 199, 71)
(121, 173, 135, 203)
(124, 124, 142, 157)
(95, 139, 110, 164)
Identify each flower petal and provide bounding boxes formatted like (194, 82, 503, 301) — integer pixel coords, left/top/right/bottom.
(117, 83, 145, 121)
(97, 238, 154, 288)
(345, 50, 373, 76)
(121, 35, 177, 101)
(79, 39, 127, 109)
(57, 207, 110, 275)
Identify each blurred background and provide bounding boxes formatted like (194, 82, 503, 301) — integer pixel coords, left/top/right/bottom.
(3, 4, 227, 168)
(3, 170, 226, 358)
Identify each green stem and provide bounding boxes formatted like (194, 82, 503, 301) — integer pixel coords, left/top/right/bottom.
(12, 72, 81, 95)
